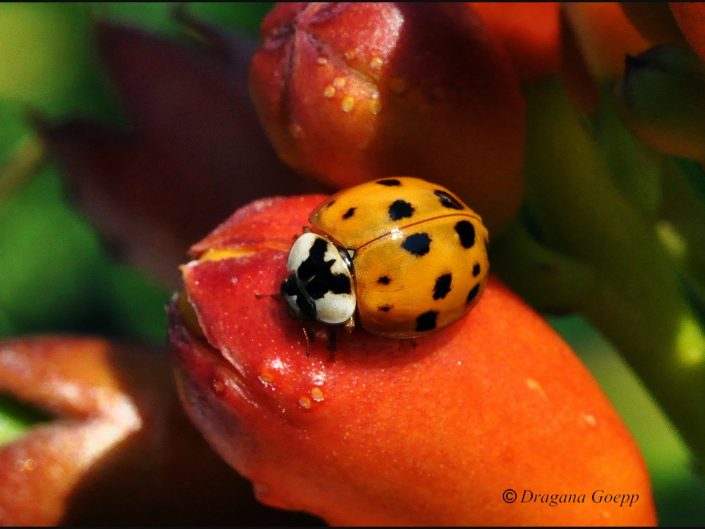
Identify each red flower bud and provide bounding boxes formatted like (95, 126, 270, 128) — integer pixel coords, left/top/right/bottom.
(169, 195, 656, 526)
(249, 3, 526, 234)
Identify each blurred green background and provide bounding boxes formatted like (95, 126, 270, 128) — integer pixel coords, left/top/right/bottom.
(0, 3, 703, 525)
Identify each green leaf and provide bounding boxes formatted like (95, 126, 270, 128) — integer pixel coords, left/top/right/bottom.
(0, 165, 105, 334)
(98, 264, 170, 344)
(92, 2, 272, 37)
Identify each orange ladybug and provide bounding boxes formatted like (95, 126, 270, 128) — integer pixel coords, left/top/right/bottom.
(281, 177, 490, 338)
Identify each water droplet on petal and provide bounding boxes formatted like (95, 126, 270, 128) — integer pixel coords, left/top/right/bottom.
(341, 96, 355, 112)
(311, 387, 325, 402)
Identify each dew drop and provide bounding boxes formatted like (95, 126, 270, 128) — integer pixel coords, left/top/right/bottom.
(341, 96, 355, 113)
(212, 377, 225, 395)
(311, 387, 325, 402)
(582, 413, 597, 427)
(289, 122, 303, 138)
(259, 368, 274, 384)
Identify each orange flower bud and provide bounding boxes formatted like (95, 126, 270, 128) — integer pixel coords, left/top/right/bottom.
(249, 3, 525, 234)
(169, 195, 656, 525)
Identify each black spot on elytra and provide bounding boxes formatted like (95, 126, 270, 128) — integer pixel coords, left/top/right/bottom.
(434, 189, 464, 210)
(296, 237, 351, 300)
(377, 275, 391, 285)
(377, 304, 393, 312)
(466, 284, 480, 304)
(402, 232, 431, 256)
(388, 199, 414, 221)
(433, 273, 452, 300)
(342, 207, 356, 219)
(281, 275, 316, 319)
(472, 263, 481, 277)
(455, 220, 476, 249)
(377, 178, 401, 186)
(415, 310, 438, 332)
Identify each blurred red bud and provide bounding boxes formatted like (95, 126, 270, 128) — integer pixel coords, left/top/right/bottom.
(563, 3, 649, 81)
(471, 2, 561, 83)
(670, 3, 705, 63)
(45, 19, 318, 287)
(0, 336, 318, 525)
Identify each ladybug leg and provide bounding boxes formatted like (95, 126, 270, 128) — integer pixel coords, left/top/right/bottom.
(302, 325, 313, 357)
(254, 292, 282, 300)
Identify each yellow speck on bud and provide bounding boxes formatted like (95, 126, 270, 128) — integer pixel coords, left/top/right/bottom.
(341, 96, 355, 112)
(311, 387, 325, 402)
(323, 85, 336, 98)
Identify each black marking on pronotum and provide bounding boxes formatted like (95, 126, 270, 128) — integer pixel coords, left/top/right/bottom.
(415, 310, 438, 332)
(466, 284, 480, 304)
(401, 232, 431, 256)
(342, 207, 356, 219)
(433, 273, 452, 300)
(377, 178, 402, 186)
(455, 220, 476, 249)
(281, 275, 316, 319)
(472, 263, 481, 277)
(377, 275, 391, 285)
(388, 199, 414, 221)
(434, 189, 464, 210)
(296, 238, 352, 299)
(377, 304, 393, 312)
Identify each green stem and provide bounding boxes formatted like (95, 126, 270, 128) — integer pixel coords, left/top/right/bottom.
(0, 135, 45, 202)
(492, 219, 596, 314)
(521, 78, 705, 467)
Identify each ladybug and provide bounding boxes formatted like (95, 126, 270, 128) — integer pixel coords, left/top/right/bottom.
(281, 177, 489, 339)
